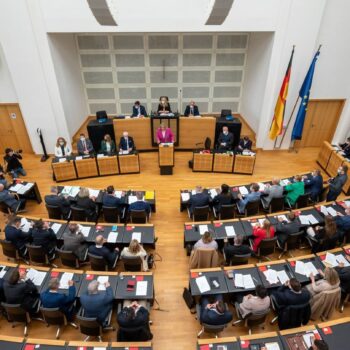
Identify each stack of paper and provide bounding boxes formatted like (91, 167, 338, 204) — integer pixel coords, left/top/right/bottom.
(325, 252, 350, 267)
(225, 226, 236, 237)
(20, 217, 32, 233)
(58, 158, 66, 163)
(239, 186, 249, 195)
(195, 276, 211, 293)
(61, 186, 72, 195)
(80, 226, 91, 238)
(209, 189, 217, 199)
(132, 232, 142, 242)
(115, 191, 123, 198)
(320, 206, 328, 216)
(9, 183, 23, 192)
(88, 189, 100, 198)
(199, 225, 209, 235)
(75, 156, 83, 160)
(70, 186, 80, 197)
(265, 343, 281, 350)
(299, 215, 318, 225)
(59, 272, 74, 289)
(181, 192, 190, 201)
(258, 182, 266, 191)
(128, 195, 138, 204)
(107, 231, 118, 243)
(302, 332, 318, 347)
(263, 269, 278, 284)
(97, 154, 106, 158)
(0, 266, 7, 279)
(295, 260, 318, 277)
(280, 179, 289, 186)
(277, 215, 288, 222)
(191, 190, 196, 195)
(326, 206, 337, 217)
(17, 183, 33, 194)
(276, 270, 290, 284)
(344, 200, 350, 207)
(97, 276, 109, 290)
(234, 274, 255, 289)
(26, 268, 47, 286)
(136, 281, 148, 296)
(251, 219, 266, 227)
(335, 254, 350, 267)
(51, 223, 62, 234)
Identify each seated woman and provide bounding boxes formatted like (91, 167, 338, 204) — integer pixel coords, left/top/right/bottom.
(31, 219, 57, 259)
(284, 175, 305, 206)
(75, 187, 98, 221)
(54, 137, 72, 158)
(121, 239, 148, 271)
(307, 215, 338, 253)
(156, 123, 174, 144)
(212, 183, 234, 213)
(194, 231, 218, 250)
(157, 96, 172, 114)
(252, 220, 275, 253)
(307, 267, 340, 299)
(100, 134, 116, 155)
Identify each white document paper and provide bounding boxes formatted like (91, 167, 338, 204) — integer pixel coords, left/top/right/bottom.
(336, 254, 350, 267)
(181, 192, 190, 201)
(320, 206, 328, 216)
(17, 183, 33, 194)
(70, 186, 80, 197)
(128, 195, 137, 204)
(61, 186, 72, 195)
(305, 262, 319, 277)
(136, 281, 148, 296)
(191, 190, 196, 195)
(239, 186, 249, 195)
(59, 272, 74, 289)
(265, 343, 281, 350)
(132, 232, 142, 242)
(58, 158, 66, 163)
(199, 225, 209, 235)
(195, 276, 211, 293)
(9, 183, 23, 192)
(27, 268, 47, 286)
(80, 226, 91, 238)
(243, 275, 255, 289)
(264, 269, 278, 284)
(345, 201, 350, 207)
(92, 347, 107, 350)
(114, 191, 122, 198)
(209, 189, 217, 199)
(88, 189, 100, 198)
(97, 276, 109, 291)
(302, 333, 315, 348)
(107, 231, 118, 243)
(295, 261, 306, 275)
(326, 206, 337, 217)
(299, 215, 310, 225)
(276, 270, 290, 285)
(97, 154, 106, 158)
(20, 217, 32, 233)
(0, 266, 7, 279)
(307, 214, 318, 225)
(280, 179, 289, 186)
(225, 226, 236, 237)
(234, 274, 244, 288)
(258, 182, 266, 191)
(325, 252, 338, 267)
(75, 156, 83, 160)
(51, 223, 62, 234)
(277, 215, 288, 222)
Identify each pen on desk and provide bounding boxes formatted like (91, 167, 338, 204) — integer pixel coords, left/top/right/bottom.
(252, 277, 258, 283)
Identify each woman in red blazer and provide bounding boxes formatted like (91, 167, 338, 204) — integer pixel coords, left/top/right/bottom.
(252, 220, 275, 252)
(156, 123, 174, 144)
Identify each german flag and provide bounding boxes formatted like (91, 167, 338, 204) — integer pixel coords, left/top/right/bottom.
(269, 47, 295, 140)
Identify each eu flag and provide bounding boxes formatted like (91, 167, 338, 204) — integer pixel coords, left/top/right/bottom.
(291, 50, 320, 140)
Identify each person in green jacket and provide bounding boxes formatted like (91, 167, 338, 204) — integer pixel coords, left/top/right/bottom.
(285, 175, 305, 206)
(100, 134, 116, 155)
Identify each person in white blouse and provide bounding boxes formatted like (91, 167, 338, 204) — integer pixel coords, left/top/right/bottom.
(54, 137, 72, 157)
(121, 239, 148, 271)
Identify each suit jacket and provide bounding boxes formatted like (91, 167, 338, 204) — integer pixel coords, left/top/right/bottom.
(238, 139, 252, 151)
(80, 287, 114, 324)
(0, 190, 19, 211)
(200, 300, 233, 325)
(102, 193, 121, 208)
(275, 219, 302, 245)
(132, 105, 147, 117)
(32, 228, 57, 253)
(335, 265, 350, 293)
(76, 197, 97, 220)
(335, 215, 350, 232)
(54, 145, 71, 157)
(88, 245, 118, 267)
(217, 132, 234, 150)
(184, 105, 200, 116)
(119, 136, 135, 151)
(329, 173, 348, 196)
(40, 286, 76, 317)
(3, 279, 39, 312)
(212, 193, 234, 211)
(117, 306, 150, 328)
(129, 200, 151, 215)
(188, 192, 211, 214)
(261, 185, 284, 208)
(157, 103, 172, 113)
(285, 181, 305, 206)
(99, 140, 116, 154)
(237, 191, 261, 213)
(224, 244, 251, 261)
(45, 194, 71, 218)
(304, 175, 323, 201)
(273, 285, 310, 307)
(156, 128, 174, 143)
(62, 231, 88, 261)
(77, 139, 94, 155)
(5, 225, 32, 251)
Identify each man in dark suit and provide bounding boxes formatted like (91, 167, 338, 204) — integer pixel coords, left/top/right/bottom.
(188, 186, 211, 216)
(200, 294, 233, 325)
(77, 133, 94, 155)
(0, 183, 25, 212)
(88, 235, 119, 269)
(184, 100, 200, 117)
(103, 185, 122, 208)
(303, 170, 323, 202)
(129, 191, 151, 215)
(273, 278, 310, 307)
(275, 212, 302, 247)
(212, 183, 234, 213)
(45, 186, 71, 219)
(131, 101, 147, 117)
(80, 280, 114, 326)
(119, 131, 135, 152)
(223, 234, 251, 262)
(4, 215, 32, 257)
(236, 136, 253, 153)
(40, 278, 76, 321)
(217, 126, 234, 150)
(327, 165, 348, 201)
(335, 207, 350, 241)
(335, 255, 350, 299)
(31, 219, 57, 258)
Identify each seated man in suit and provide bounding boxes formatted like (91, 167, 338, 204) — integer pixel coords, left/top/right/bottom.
(119, 131, 135, 153)
(310, 340, 329, 350)
(327, 165, 348, 201)
(335, 207, 350, 241)
(217, 126, 234, 151)
(235, 136, 253, 153)
(261, 178, 284, 209)
(40, 278, 76, 321)
(77, 133, 94, 155)
(129, 191, 151, 216)
(188, 186, 211, 216)
(131, 100, 147, 117)
(223, 234, 251, 263)
(0, 183, 25, 212)
(200, 294, 233, 325)
(236, 183, 261, 214)
(45, 186, 71, 219)
(31, 219, 57, 259)
(303, 170, 323, 202)
(335, 254, 350, 300)
(275, 212, 302, 247)
(103, 185, 122, 208)
(89, 235, 119, 269)
(80, 280, 113, 327)
(5, 215, 32, 257)
(273, 278, 310, 307)
(184, 100, 200, 117)
(117, 300, 153, 341)
(212, 183, 234, 213)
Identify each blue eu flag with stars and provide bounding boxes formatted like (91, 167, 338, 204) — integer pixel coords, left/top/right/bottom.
(291, 50, 320, 141)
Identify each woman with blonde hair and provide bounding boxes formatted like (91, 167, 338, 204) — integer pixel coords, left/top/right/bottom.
(100, 134, 116, 155)
(307, 267, 340, 298)
(156, 122, 174, 144)
(75, 187, 97, 221)
(194, 231, 218, 250)
(121, 239, 148, 271)
(252, 219, 275, 252)
(54, 137, 72, 157)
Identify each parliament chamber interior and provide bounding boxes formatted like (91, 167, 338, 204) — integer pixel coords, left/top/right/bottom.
(0, 1, 350, 349)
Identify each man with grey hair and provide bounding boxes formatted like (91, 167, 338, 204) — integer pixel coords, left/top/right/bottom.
(40, 277, 76, 321)
(44, 186, 71, 219)
(80, 279, 113, 326)
(188, 185, 210, 217)
(88, 235, 119, 269)
(223, 234, 252, 263)
(260, 178, 283, 209)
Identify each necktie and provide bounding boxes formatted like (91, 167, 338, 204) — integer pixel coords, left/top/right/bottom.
(83, 141, 87, 152)
(125, 138, 128, 148)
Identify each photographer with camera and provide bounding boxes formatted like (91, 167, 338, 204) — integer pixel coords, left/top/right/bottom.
(4, 148, 26, 178)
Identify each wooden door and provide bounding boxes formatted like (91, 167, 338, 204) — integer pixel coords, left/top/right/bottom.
(0, 104, 33, 153)
(299, 99, 345, 147)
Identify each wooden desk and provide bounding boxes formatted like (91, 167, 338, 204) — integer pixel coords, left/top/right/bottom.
(110, 341, 152, 349)
(118, 153, 140, 174)
(213, 152, 234, 173)
(74, 157, 98, 178)
(193, 152, 213, 172)
(240, 331, 283, 350)
(0, 335, 24, 350)
(197, 337, 238, 350)
(317, 141, 334, 170)
(318, 317, 350, 350)
(25, 338, 66, 349)
(233, 154, 256, 174)
(67, 341, 109, 349)
(342, 159, 350, 195)
(326, 151, 344, 177)
(52, 160, 77, 182)
(97, 155, 119, 175)
(158, 144, 174, 167)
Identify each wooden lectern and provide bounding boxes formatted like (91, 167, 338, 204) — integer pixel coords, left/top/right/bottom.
(158, 143, 174, 175)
